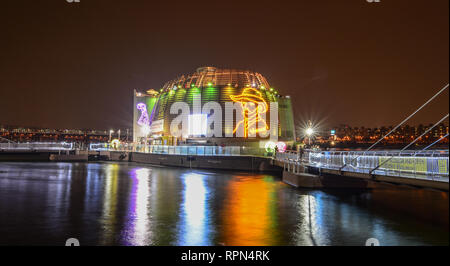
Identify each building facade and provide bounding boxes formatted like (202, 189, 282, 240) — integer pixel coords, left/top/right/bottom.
(133, 67, 295, 148)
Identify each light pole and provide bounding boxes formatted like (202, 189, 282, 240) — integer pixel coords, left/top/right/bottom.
(142, 125, 150, 153)
(305, 120, 314, 146)
(109, 129, 114, 142)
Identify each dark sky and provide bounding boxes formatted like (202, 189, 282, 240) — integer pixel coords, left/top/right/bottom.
(0, 0, 448, 130)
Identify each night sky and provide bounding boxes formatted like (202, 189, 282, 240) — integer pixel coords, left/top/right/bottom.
(0, 0, 448, 130)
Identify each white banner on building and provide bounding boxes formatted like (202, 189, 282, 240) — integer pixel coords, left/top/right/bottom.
(150, 119, 164, 133)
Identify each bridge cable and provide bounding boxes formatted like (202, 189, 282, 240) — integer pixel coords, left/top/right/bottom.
(369, 113, 449, 174)
(339, 83, 449, 171)
(414, 133, 449, 156)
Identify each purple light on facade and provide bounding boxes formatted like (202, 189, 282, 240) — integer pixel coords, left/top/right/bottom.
(136, 103, 150, 127)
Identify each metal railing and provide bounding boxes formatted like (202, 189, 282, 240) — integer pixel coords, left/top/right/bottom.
(276, 149, 449, 182)
(89, 143, 269, 157)
(149, 145, 242, 156)
(140, 145, 267, 157)
(0, 142, 74, 151)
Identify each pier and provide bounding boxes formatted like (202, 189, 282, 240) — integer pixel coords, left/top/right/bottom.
(275, 150, 449, 191)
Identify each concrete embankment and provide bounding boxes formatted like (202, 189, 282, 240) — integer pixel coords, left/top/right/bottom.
(0, 152, 52, 161)
(0, 150, 109, 162)
(112, 151, 279, 172)
(0, 150, 280, 173)
(49, 154, 88, 162)
(282, 170, 375, 189)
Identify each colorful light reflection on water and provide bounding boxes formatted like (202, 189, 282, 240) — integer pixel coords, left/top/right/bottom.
(0, 162, 448, 246)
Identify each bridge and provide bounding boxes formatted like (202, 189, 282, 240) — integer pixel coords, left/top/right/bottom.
(275, 149, 449, 191)
(273, 83, 449, 191)
(0, 140, 449, 190)
(0, 142, 73, 151)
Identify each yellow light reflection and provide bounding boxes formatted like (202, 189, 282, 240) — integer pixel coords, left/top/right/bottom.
(101, 163, 119, 245)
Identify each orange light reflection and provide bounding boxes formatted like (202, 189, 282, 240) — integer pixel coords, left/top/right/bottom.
(221, 177, 276, 246)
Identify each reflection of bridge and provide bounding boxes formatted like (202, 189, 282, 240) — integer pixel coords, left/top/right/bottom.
(276, 150, 449, 190)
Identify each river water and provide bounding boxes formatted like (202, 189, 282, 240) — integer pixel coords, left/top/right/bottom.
(0, 161, 447, 246)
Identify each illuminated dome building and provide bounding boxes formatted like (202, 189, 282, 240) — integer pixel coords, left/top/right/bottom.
(133, 67, 295, 148)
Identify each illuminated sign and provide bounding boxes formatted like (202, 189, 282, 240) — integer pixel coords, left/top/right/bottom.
(136, 103, 150, 127)
(331, 129, 336, 135)
(230, 88, 269, 138)
(188, 114, 207, 136)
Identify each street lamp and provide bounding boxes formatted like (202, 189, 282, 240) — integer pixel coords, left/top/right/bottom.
(305, 127, 314, 145)
(304, 120, 315, 146)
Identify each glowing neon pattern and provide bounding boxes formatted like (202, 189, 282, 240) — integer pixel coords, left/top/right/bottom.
(136, 103, 150, 127)
(276, 141, 286, 153)
(230, 88, 269, 137)
(265, 141, 276, 153)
